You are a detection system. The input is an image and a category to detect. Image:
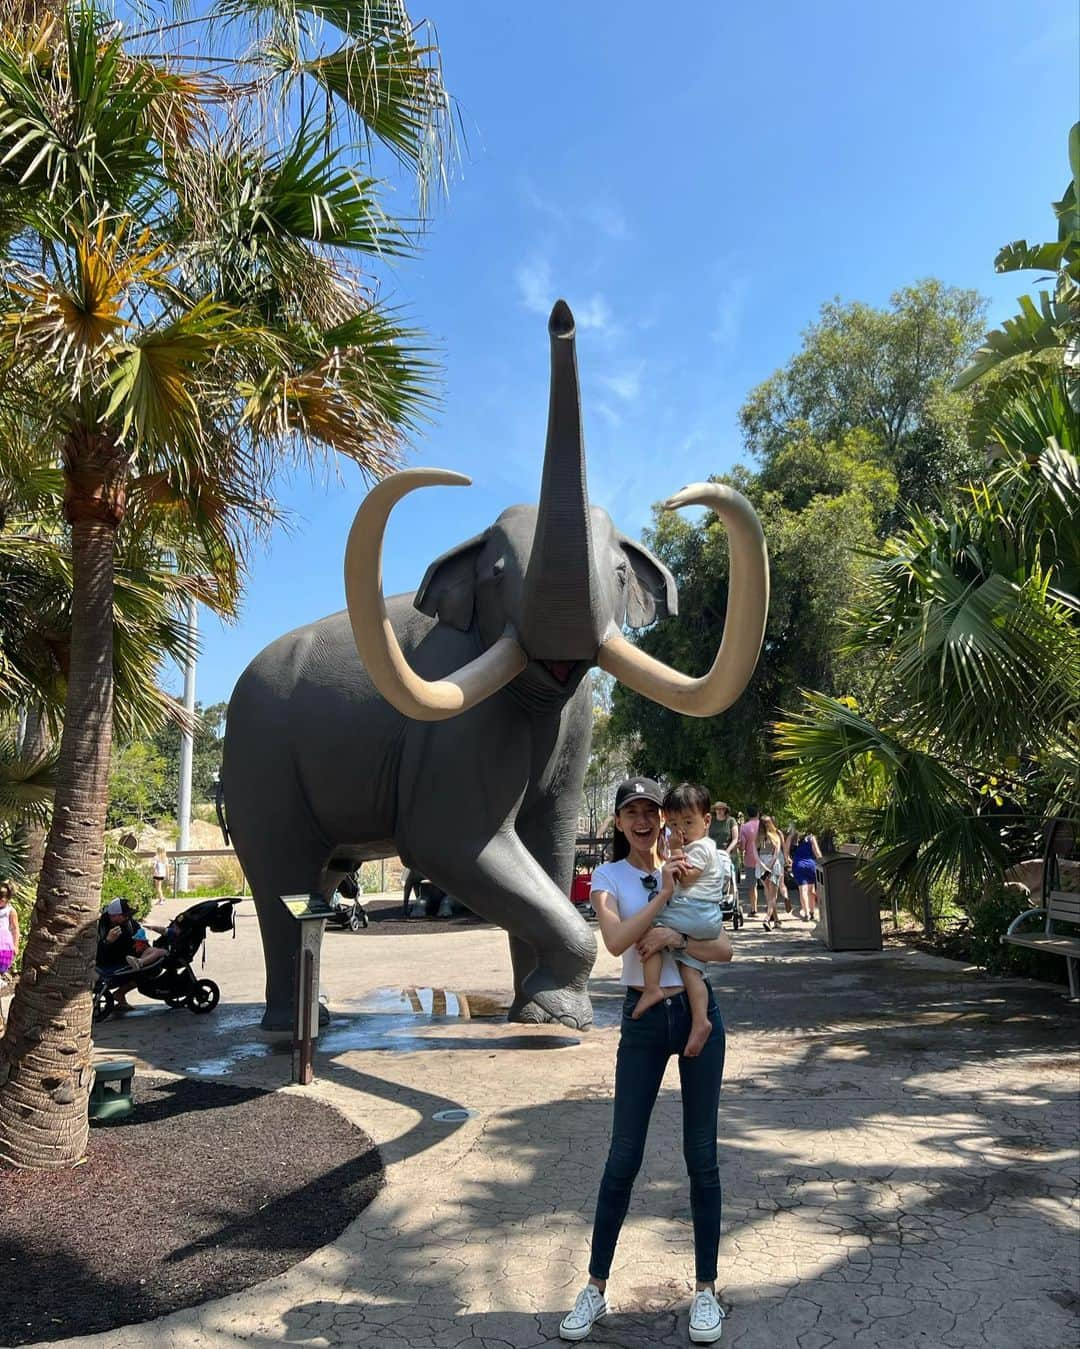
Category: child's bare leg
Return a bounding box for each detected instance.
[681,965,713,1056]
[632,949,668,1018]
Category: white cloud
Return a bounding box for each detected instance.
[516,257,554,316]
[599,367,642,401]
[582,202,630,241]
[711,276,748,348]
[592,400,623,428]
[575,294,614,334]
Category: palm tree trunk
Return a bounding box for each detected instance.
[14,704,51,877]
[0,504,117,1168]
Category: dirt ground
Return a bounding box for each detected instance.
[0,1076,383,1347]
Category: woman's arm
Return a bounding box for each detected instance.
[9,907,18,950]
[592,861,685,957]
[689,933,733,963]
[636,926,733,964]
[810,835,822,859]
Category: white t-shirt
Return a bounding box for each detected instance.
[590,858,684,989]
[677,837,732,904]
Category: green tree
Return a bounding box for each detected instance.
[151,700,228,813]
[740,280,987,512]
[775,442,1079,925]
[0,1,450,1168]
[106,740,166,827]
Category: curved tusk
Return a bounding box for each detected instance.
[344,469,527,721]
[597,482,769,717]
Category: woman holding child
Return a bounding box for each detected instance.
[560,778,732,1345]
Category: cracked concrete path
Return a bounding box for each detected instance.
[28,901,1080,1349]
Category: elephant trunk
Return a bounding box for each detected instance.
[518,300,602,663]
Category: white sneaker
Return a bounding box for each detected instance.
[689,1289,725,1343]
[559,1284,608,1341]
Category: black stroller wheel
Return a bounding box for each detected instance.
[93,986,115,1022]
[164,994,188,1008]
[349,908,368,931]
[188,979,220,1014]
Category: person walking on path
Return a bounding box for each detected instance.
[0,881,19,981]
[737,806,761,916]
[789,829,823,920]
[756,816,786,930]
[0,880,17,1036]
[560,778,732,1344]
[709,801,740,896]
[152,846,169,903]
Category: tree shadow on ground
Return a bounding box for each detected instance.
[65,944,1080,1348]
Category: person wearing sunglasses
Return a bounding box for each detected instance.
[559,779,733,1345]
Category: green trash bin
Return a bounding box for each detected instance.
[89,1058,135,1124]
[815,854,883,951]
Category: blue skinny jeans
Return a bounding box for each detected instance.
[589,983,726,1284]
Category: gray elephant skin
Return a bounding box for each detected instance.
[222,300,769,1031]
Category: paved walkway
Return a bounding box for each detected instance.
[38,900,1080,1348]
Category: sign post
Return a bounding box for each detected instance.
[276,893,335,1085]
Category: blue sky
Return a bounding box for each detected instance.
[189,0,1079,706]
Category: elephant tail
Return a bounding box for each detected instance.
[214,772,231,846]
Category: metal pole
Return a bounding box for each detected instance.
[176,596,198,893]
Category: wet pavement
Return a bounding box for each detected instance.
[28,895,1080,1348]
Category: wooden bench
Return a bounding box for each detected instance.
[1003,884,1080,1000]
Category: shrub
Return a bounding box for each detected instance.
[209,855,246,895]
[968,883,1066,984]
[101,842,153,921]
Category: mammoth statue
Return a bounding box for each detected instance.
[221,300,769,1031]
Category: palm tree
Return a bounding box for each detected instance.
[0,1,448,1167]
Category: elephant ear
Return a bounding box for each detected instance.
[618,533,679,628]
[414,532,488,632]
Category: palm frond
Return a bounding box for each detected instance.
[102,297,252,445]
[239,299,435,468]
[0,733,57,828]
[955,286,1079,389]
[773,692,1005,901]
[0,7,166,207]
[995,239,1076,276]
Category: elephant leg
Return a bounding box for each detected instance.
[231,805,332,1032]
[409,832,596,1030]
[511,805,581,1023]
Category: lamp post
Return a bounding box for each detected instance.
[176,595,198,893]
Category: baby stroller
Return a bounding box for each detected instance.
[720,864,743,930]
[93,897,241,1021]
[328,870,369,931]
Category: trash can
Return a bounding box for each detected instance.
[570,872,593,905]
[815,853,883,951]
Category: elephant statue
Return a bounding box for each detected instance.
[221,300,769,1031]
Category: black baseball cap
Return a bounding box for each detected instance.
[614,778,664,811]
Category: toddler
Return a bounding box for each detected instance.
[126,922,168,973]
[633,783,733,1055]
